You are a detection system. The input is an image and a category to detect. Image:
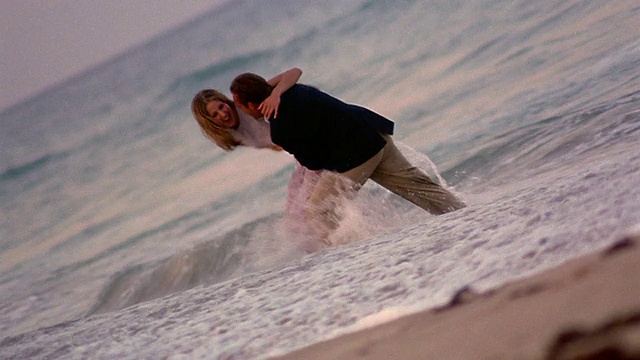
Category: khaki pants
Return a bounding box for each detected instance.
[306,135,466,241]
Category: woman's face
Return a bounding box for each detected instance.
[206,100,239,128]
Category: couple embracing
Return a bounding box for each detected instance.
[191,68,465,251]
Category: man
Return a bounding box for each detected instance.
[230,72,466,241]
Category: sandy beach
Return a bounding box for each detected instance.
[274,233,640,360]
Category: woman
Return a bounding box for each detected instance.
[191,68,324,251]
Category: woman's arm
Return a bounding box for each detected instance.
[261,67,302,119]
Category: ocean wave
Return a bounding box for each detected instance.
[442,89,640,185]
[87,213,286,315]
[0,152,68,182]
[162,50,272,97]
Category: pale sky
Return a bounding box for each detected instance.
[1,0,230,111]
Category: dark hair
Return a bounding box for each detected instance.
[230,73,273,106]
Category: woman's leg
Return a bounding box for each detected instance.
[304,149,385,244]
[370,135,466,215]
[304,171,357,244]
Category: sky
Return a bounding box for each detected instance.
[1,0,230,111]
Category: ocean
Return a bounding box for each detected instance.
[1,0,639,358]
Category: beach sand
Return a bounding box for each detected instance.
[273,233,640,360]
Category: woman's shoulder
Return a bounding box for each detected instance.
[233,111,272,148]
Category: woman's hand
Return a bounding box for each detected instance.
[263,67,302,119]
[259,93,280,120]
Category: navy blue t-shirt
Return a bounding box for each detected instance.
[270,84,394,172]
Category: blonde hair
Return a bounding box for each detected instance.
[191,89,241,151]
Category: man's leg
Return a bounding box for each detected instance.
[339,148,384,186]
[304,171,360,244]
[370,135,466,215]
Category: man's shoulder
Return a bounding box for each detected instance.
[290,83,327,94]
[281,84,316,105]
[284,84,331,104]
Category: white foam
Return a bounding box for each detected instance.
[3,141,639,359]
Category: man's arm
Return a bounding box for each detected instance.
[261,67,302,119]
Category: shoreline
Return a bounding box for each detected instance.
[272,234,640,360]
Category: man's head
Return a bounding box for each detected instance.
[230,73,273,118]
